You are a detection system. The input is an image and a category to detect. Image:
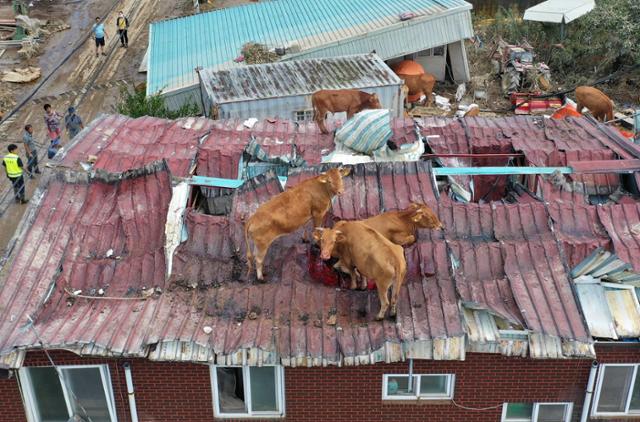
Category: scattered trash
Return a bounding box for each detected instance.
[72,290,82,296]
[243,117,258,129]
[434,95,451,111]
[1,66,41,83]
[105,248,114,258]
[456,103,480,118]
[98,289,105,296]
[455,83,466,102]
[399,12,416,21]
[141,287,155,299]
[203,326,213,334]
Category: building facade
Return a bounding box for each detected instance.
[0,345,638,422]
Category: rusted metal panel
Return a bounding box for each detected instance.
[199,54,403,120]
[597,204,640,270]
[60,115,214,178]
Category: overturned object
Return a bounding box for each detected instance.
[335,109,392,154]
[1,66,41,83]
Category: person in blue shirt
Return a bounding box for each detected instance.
[92,17,107,57]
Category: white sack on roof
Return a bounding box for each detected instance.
[335,109,392,154]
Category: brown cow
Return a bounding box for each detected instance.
[314,221,407,320]
[399,73,436,107]
[245,167,350,281]
[362,203,444,246]
[575,86,614,122]
[312,89,382,134]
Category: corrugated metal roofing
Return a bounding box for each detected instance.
[147,0,473,95]
[524,0,595,24]
[199,54,401,104]
[59,115,214,178]
[573,248,640,340]
[5,114,640,366]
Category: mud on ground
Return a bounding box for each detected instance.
[0,0,197,255]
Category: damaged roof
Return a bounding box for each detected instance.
[2,114,640,367]
[198,54,402,104]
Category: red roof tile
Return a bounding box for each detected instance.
[5,114,640,366]
[60,115,214,177]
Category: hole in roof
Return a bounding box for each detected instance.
[429,144,541,204]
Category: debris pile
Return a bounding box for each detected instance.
[1,66,41,83]
[241,42,278,64]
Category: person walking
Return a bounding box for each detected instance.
[22,124,41,177]
[44,104,63,145]
[65,107,84,139]
[116,11,129,48]
[3,144,28,204]
[92,17,107,57]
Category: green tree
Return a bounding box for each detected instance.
[116,87,200,119]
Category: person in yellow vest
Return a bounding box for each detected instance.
[3,144,28,204]
[116,11,129,48]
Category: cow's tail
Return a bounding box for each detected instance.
[244,219,254,275]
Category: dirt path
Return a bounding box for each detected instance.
[0,0,195,254]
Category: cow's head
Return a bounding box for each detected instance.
[408,203,444,230]
[313,228,345,261]
[317,167,350,195]
[367,93,382,109]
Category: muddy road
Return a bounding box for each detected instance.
[0,0,195,254]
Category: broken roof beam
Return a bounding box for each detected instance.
[189,175,288,189]
[432,166,573,176]
[568,159,640,174]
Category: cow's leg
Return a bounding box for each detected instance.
[391,233,415,246]
[334,260,358,290]
[576,101,585,115]
[356,269,368,290]
[390,262,406,319]
[254,238,273,281]
[375,281,391,321]
[315,110,329,134]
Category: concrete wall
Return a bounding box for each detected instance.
[1,345,638,422]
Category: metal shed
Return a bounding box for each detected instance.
[197,54,404,121]
[147,0,474,111]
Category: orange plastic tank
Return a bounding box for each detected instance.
[391,60,425,76]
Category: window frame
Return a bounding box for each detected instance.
[592,363,640,417]
[210,364,285,419]
[293,109,314,122]
[19,364,118,422]
[500,402,573,422]
[381,373,455,401]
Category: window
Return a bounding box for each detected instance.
[293,110,314,122]
[501,402,573,422]
[592,364,640,417]
[211,365,285,418]
[19,365,117,422]
[382,374,455,400]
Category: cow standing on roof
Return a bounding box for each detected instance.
[314,221,407,320]
[244,167,351,281]
[311,89,382,134]
[362,202,444,245]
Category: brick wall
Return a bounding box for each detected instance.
[0,344,638,422]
